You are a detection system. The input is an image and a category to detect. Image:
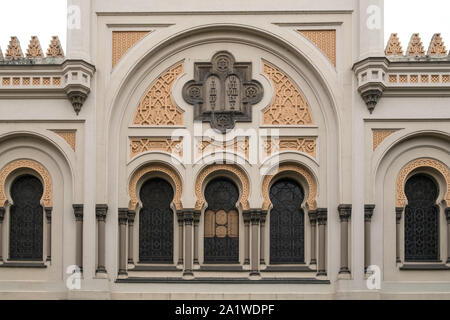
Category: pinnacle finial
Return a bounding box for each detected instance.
[5,36,24,60]
[427,33,447,57]
[406,33,425,57]
[26,36,44,58]
[46,36,64,58]
[385,33,403,56]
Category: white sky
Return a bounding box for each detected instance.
[0,0,449,55]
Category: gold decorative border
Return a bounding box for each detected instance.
[129,137,183,159]
[298,30,336,66]
[51,130,76,151]
[396,158,450,207]
[128,163,183,210]
[0,159,52,207]
[195,164,250,210]
[262,163,317,210]
[263,137,317,159]
[372,129,400,151]
[112,31,150,67]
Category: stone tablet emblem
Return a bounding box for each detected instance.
[183,51,263,133]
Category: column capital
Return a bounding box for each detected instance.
[308,210,318,224]
[395,207,403,222]
[45,207,52,221]
[445,207,450,222]
[95,204,108,221]
[249,209,262,225]
[182,209,195,225]
[118,208,128,225]
[127,210,136,223]
[260,210,267,224]
[364,204,375,222]
[73,204,83,221]
[338,204,352,222]
[0,207,5,222]
[317,208,328,225]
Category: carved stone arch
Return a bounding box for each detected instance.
[396,158,450,207]
[0,159,52,207]
[128,163,183,210]
[262,163,317,211]
[195,164,250,210]
[132,61,185,126]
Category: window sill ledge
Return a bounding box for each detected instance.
[0,262,47,268]
[399,263,450,271]
[132,265,180,272]
[116,277,330,284]
[262,266,316,273]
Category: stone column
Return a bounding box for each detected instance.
[127,210,136,266]
[45,208,52,262]
[445,208,450,264]
[338,205,352,275]
[0,207,5,261]
[395,207,403,264]
[308,210,317,266]
[317,208,327,277]
[176,211,184,266]
[73,204,83,271]
[250,210,260,277]
[118,208,128,277]
[193,211,201,266]
[260,211,267,265]
[95,204,107,275]
[183,210,194,277]
[364,205,375,272]
[243,211,250,266]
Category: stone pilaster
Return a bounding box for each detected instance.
[127,210,136,266]
[445,208,450,264]
[338,204,352,275]
[183,209,195,277]
[395,207,403,264]
[118,208,128,277]
[45,207,52,262]
[317,208,327,277]
[259,210,267,265]
[243,211,251,266]
[0,207,5,261]
[308,210,317,266]
[95,204,108,275]
[364,205,375,272]
[176,211,184,266]
[250,209,261,277]
[73,204,83,271]
[193,210,201,266]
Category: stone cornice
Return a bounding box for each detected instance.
[353,56,450,113]
[0,59,95,115]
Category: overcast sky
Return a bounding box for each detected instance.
[0,0,449,55]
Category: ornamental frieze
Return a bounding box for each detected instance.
[182,51,263,133]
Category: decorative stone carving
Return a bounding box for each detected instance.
[26,36,43,58]
[262,61,314,125]
[396,158,450,207]
[262,163,317,210]
[46,36,64,58]
[128,163,182,210]
[0,159,52,207]
[427,33,448,57]
[51,130,77,151]
[5,37,23,60]
[364,204,375,222]
[0,47,3,60]
[263,137,317,159]
[194,164,250,210]
[407,33,425,57]
[299,30,336,66]
[112,31,150,67]
[67,91,87,115]
[361,89,383,114]
[372,129,400,151]
[129,137,183,159]
[183,51,263,133]
[196,137,249,159]
[385,33,403,56]
[133,62,184,126]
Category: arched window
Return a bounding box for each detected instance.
[139,178,174,263]
[204,178,239,263]
[9,175,44,261]
[404,174,439,261]
[269,178,305,264]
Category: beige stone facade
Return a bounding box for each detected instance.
[0,0,449,299]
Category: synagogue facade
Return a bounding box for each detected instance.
[0,0,449,299]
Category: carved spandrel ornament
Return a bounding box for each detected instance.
[182,51,263,133]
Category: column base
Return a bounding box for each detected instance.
[310,259,317,265]
[244,259,250,265]
[183,270,194,280]
[46,257,51,262]
[316,270,327,278]
[127,263,135,269]
[177,259,184,266]
[446,258,450,265]
[96,270,108,279]
[339,267,351,274]
[249,272,261,280]
[117,270,128,279]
